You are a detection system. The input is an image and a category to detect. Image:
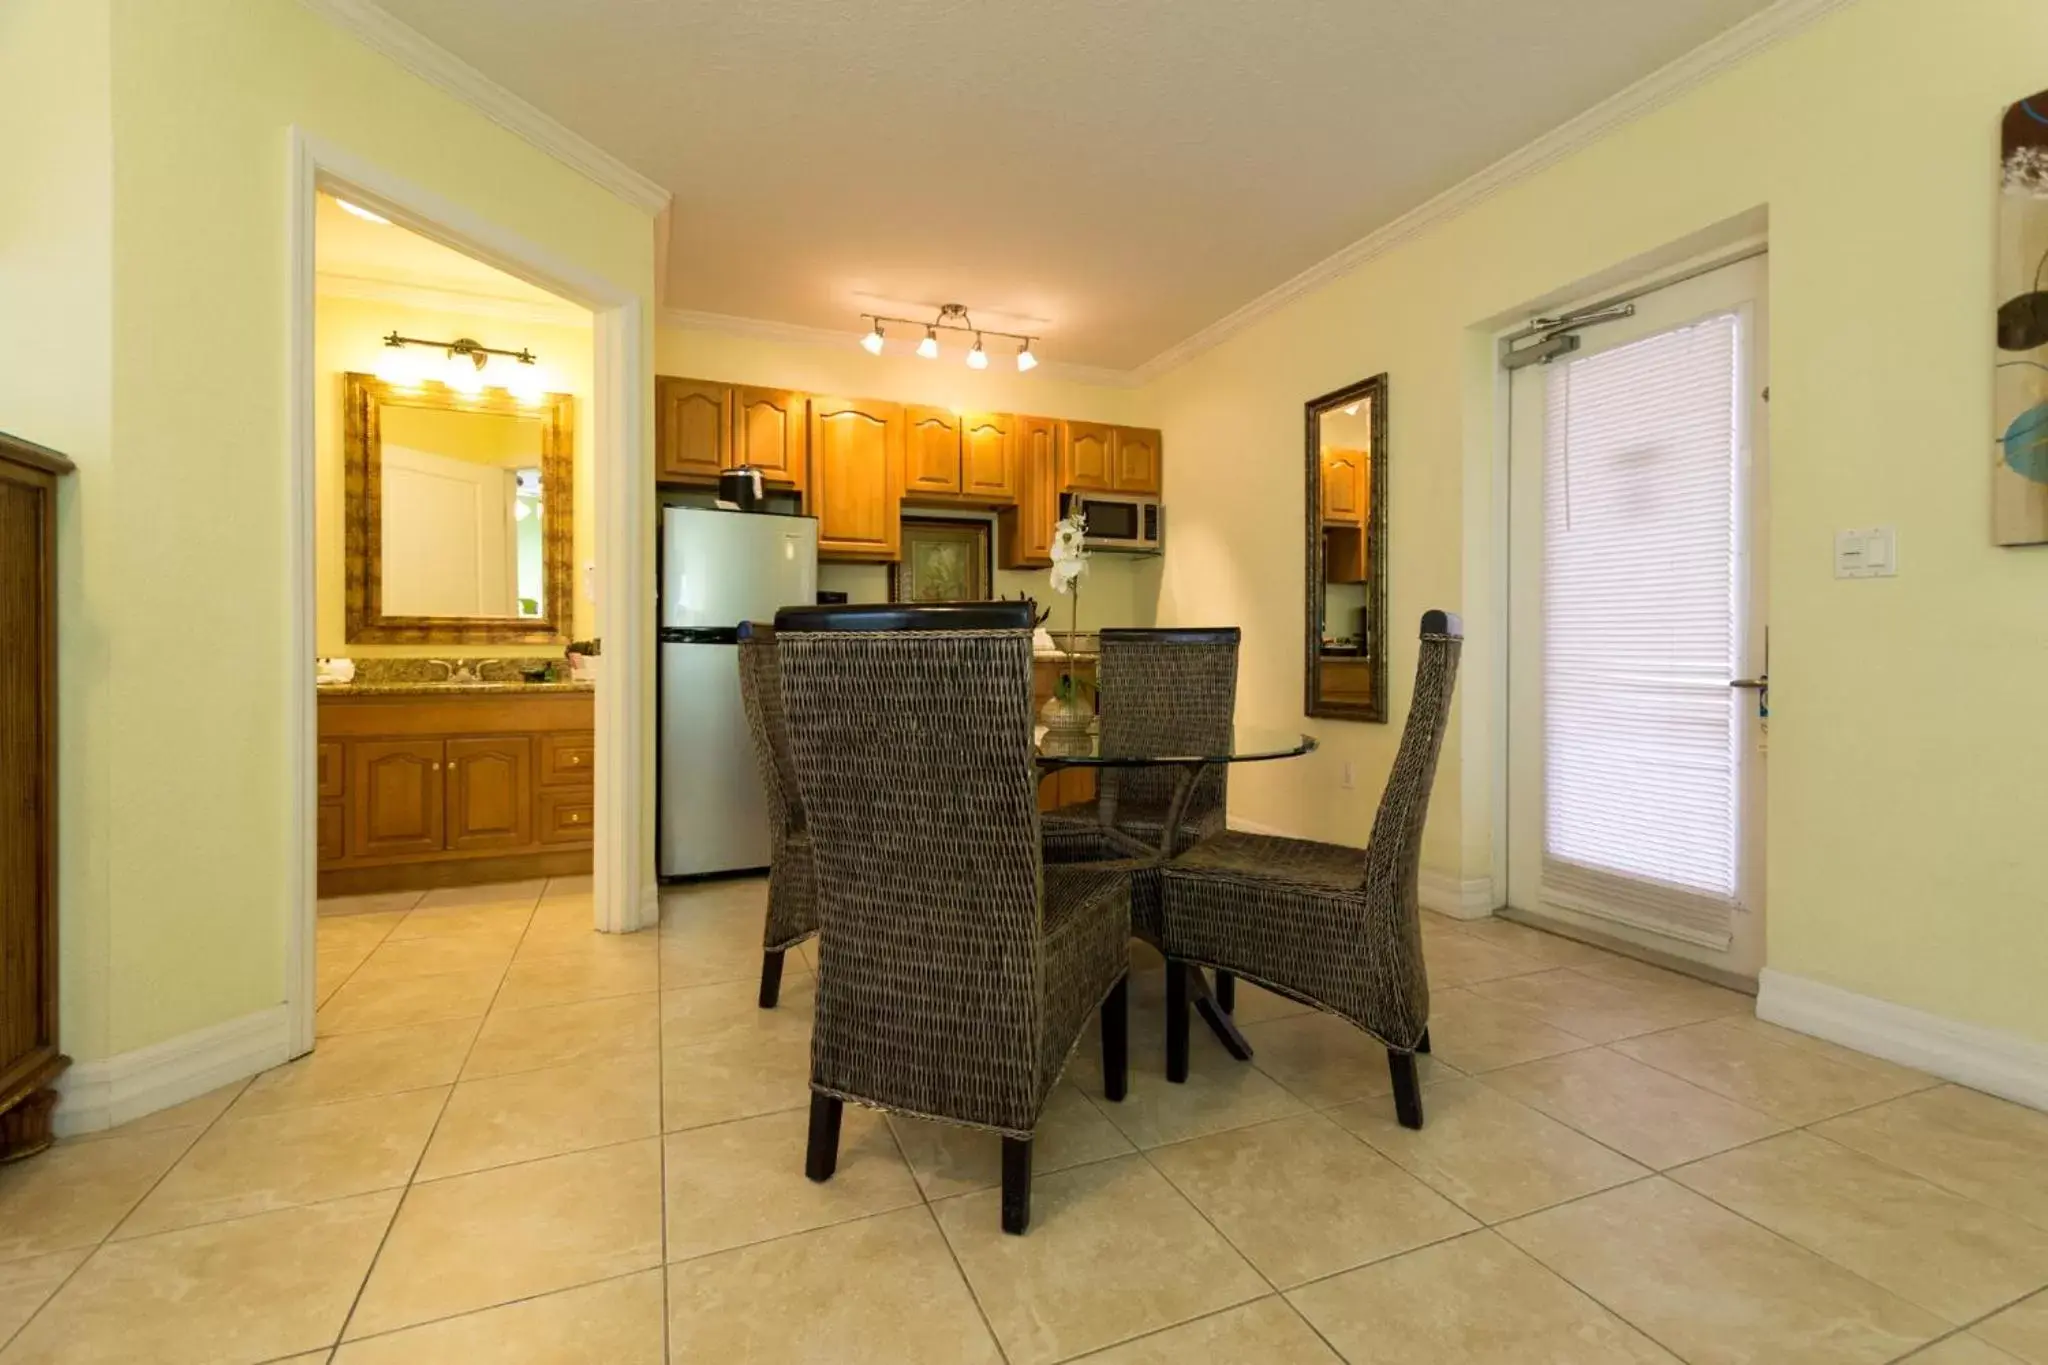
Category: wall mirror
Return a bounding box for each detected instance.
[344,371,575,644]
[1305,374,1388,720]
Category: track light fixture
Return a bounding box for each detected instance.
[859,304,1039,372]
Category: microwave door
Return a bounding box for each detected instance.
[1086,498,1141,543]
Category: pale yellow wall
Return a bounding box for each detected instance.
[659,324,1163,627]
[40,0,657,1059]
[1142,0,2048,1043]
[314,294,596,654]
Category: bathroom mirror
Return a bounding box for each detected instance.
[1304,374,1388,721]
[343,371,575,644]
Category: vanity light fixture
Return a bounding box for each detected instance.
[378,331,545,403]
[861,304,1039,372]
[335,198,390,225]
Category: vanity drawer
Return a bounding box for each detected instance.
[539,731,596,788]
[538,789,595,845]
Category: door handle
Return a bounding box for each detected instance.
[1729,678,1768,690]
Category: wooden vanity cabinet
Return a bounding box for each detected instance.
[318,691,593,894]
[810,395,905,562]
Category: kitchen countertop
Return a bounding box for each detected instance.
[317,680,595,697]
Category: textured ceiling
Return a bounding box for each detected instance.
[370,0,1773,370]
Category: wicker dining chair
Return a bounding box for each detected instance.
[736,621,816,1009]
[1041,627,1241,949]
[773,600,1132,1235]
[1157,611,1463,1130]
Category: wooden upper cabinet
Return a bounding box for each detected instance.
[732,386,807,488]
[1322,449,1366,525]
[1000,415,1061,568]
[444,736,534,853]
[347,739,445,859]
[1063,421,1114,492]
[904,405,962,495]
[1110,426,1162,494]
[961,413,1018,501]
[658,377,731,483]
[810,396,905,562]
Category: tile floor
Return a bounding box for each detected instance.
[4,878,2048,1363]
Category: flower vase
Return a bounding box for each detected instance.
[1038,682,1093,757]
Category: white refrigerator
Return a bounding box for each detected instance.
[657,506,817,877]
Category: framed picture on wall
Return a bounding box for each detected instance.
[1996,86,2048,545]
[890,517,992,603]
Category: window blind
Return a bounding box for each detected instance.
[1540,312,1743,949]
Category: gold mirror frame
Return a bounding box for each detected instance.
[343,371,576,645]
[1304,374,1389,722]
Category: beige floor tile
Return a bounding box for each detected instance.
[1447,918,1622,970]
[315,954,365,1008]
[415,878,547,910]
[666,1206,1003,1365]
[1903,1337,2029,1364]
[1813,1087,2048,1232]
[62,1081,248,1147]
[934,1154,1266,1365]
[1422,933,1550,988]
[661,1028,814,1132]
[118,1088,445,1238]
[1147,1112,1475,1288]
[461,991,660,1080]
[658,921,774,990]
[0,1129,197,1260]
[1074,1296,1340,1364]
[1469,967,1749,1044]
[332,1268,664,1365]
[1425,988,1594,1074]
[1,1191,398,1365]
[514,921,655,964]
[1225,980,1314,1025]
[315,967,504,1036]
[1674,1130,2048,1324]
[1241,1011,1460,1110]
[315,912,403,964]
[349,931,521,983]
[319,892,423,918]
[519,899,603,953]
[1978,1289,2048,1362]
[0,1250,86,1343]
[1334,1077,1648,1223]
[890,1083,1134,1199]
[1722,1015,1935,1086]
[664,1107,921,1262]
[233,1019,479,1118]
[494,942,661,1011]
[1613,1018,1935,1124]
[1288,1229,1679,1365]
[383,903,534,943]
[419,1052,660,1180]
[660,974,814,1049]
[1500,1178,1943,1365]
[541,874,593,900]
[1068,1027,1308,1149]
[348,1139,662,1338]
[1486,1047,1788,1168]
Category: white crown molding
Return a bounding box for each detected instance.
[1128,0,1853,384]
[1758,970,2048,1113]
[297,0,670,217]
[659,307,1140,389]
[55,1007,293,1137]
[317,270,591,327]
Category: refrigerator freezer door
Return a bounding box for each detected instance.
[660,507,818,630]
[658,641,769,876]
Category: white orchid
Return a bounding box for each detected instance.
[1048,512,1089,595]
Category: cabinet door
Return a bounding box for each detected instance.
[961,412,1018,501]
[903,406,961,495]
[1000,416,1060,568]
[731,386,807,489]
[1111,426,1162,494]
[317,801,345,864]
[316,741,345,798]
[1322,450,1365,524]
[445,736,535,853]
[1063,422,1114,491]
[810,396,905,561]
[347,740,445,859]
[657,377,732,483]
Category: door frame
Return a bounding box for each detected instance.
[285,128,653,1057]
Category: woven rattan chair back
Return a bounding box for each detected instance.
[1095,627,1241,834]
[736,623,817,1006]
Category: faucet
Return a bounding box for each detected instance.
[428,659,497,685]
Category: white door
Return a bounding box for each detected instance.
[1506,255,1769,979]
[381,445,517,617]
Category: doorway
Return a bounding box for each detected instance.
[1504,253,1770,982]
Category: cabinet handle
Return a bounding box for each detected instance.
[433,761,442,771]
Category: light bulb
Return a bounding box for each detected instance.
[374,344,415,387]
[446,353,485,394]
[508,363,547,405]
[860,321,885,355]
[335,198,389,225]
[916,328,939,360]
[966,335,988,370]
[1015,341,1037,372]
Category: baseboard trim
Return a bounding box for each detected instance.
[1225,815,1494,919]
[54,1007,292,1137]
[1756,970,2048,1112]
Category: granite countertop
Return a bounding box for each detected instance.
[315,657,594,697]
[318,680,594,697]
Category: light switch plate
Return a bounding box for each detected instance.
[1834,526,1897,579]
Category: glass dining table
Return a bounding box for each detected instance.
[1035,724,1318,1061]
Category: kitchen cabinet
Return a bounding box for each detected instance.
[1063,421,1115,492]
[810,395,905,562]
[1110,426,1162,495]
[961,413,1017,500]
[901,408,1019,505]
[1321,449,1366,525]
[657,377,731,483]
[732,386,807,489]
[905,406,962,494]
[318,691,594,894]
[1000,415,1062,569]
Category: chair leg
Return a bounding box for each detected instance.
[1214,970,1236,1014]
[1100,973,1128,1103]
[1417,1027,1431,1055]
[1001,1137,1033,1235]
[1165,960,1190,1084]
[804,1094,842,1182]
[1387,1050,1424,1130]
[758,949,786,1009]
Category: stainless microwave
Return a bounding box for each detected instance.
[1059,490,1163,554]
